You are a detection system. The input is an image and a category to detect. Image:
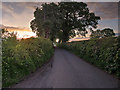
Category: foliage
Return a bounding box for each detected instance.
[30,3,61,41]
[2,37,54,87]
[58,37,120,78]
[58,2,100,42]
[1,28,17,39]
[30,2,100,42]
[90,28,115,39]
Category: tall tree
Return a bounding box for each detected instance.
[30,3,61,41]
[58,2,100,42]
[30,2,100,42]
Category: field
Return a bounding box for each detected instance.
[2,37,54,87]
[58,37,120,78]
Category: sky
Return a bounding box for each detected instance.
[0,1,119,39]
[1,0,119,2]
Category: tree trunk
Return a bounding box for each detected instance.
[45,31,49,38]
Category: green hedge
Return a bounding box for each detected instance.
[58,37,120,78]
[2,37,54,87]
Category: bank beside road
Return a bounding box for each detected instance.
[13,48,119,88]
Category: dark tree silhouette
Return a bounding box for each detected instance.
[101,28,115,37]
[90,28,115,39]
[58,2,100,42]
[30,3,61,41]
[30,2,100,42]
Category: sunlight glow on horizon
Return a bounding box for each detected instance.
[16,31,37,39]
[6,28,37,39]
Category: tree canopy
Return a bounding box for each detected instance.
[30,3,61,41]
[90,28,115,39]
[30,2,101,42]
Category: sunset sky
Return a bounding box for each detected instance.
[0,1,119,39]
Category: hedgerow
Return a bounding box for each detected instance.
[2,37,54,87]
[58,37,120,78]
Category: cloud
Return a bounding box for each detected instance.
[2,2,51,28]
[0,24,4,29]
[87,2,118,20]
[2,3,15,17]
[2,2,37,28]
[2,0,119,2]
[3,25,31,31]
[2,2,119,33]
[11,2,43,9]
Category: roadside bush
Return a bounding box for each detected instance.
[2,37,54,87]
[58,37,120,78]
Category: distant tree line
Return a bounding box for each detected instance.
[90,28,115,39]
[1,28,17,39]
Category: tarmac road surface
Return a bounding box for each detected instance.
[12,48,119,88]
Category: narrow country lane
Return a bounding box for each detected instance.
[12,48,119,88]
